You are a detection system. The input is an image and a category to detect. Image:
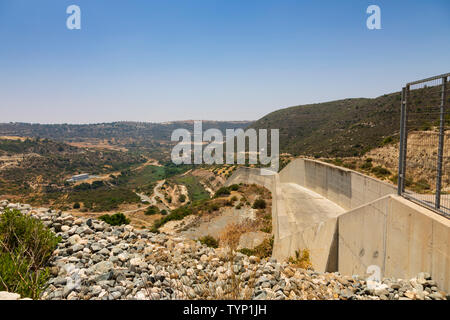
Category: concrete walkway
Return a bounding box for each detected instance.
[277,182,345,239]
[280,183,345,227]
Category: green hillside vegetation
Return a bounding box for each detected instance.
[33,162,192,211]
[170,174,210,202]
[0,121,252,145]
[251,87,448,158]
[0,138,145,197]
[68,185,140,212]
[0,138,195,211]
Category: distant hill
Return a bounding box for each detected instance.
[0,121,253,142]
[251,88,445,158]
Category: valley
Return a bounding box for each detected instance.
[1,87,449,301]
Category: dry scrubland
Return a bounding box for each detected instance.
[323,130,450,194]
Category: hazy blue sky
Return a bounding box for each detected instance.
[0,0,449,124]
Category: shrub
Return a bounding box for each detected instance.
[98,213,130,226]
[208,203,220,212]
[416,178,431,190]
[0,208,60,299]
[219,223,247,250]
[160,209,168,215]
[198,235,219,248]
[420,122,432,131]
[91,180,104,189]
[145,206,160,216]
[151,206,193,232]
[360,161,373,170]
[288,249,313,270]
[412,178,431,193]
[214,187,230,197]
[260,224,272,233]
[239,237,274,259]
[178,194,186,203]
[381,136,394,146]
[343,162,356,170]
[73,202,80,209]
[371,166,391,177]
[252,198,266,209]
[229,184,239,191]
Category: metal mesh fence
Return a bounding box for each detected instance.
[398,73,450,217]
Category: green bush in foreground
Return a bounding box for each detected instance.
[0,208,60,299]
[98,212,130,226]
[198,235,219,248]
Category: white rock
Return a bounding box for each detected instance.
[106,236,116,243]
[90,261,114,274]
[130,257,144,266]
[67,235,82,245]
[118,253,129,262]
[135,290,147,300]
[98,290,108,298]
[0,291,21,300]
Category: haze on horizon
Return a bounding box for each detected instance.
[0,0,449,124]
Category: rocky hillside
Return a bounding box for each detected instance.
[1,200,448,301]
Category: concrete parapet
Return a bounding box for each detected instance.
[279,158,396,210]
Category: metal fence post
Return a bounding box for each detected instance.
[402,85,410,193]
[398,87,406,195]
[436,77,447,209]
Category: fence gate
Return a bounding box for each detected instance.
[398,72,450,217]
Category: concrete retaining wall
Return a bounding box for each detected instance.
[339,195,450,291]
[279,158,397,210]
[226,159,450,291]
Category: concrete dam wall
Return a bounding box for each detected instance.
[226,158,450,291]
